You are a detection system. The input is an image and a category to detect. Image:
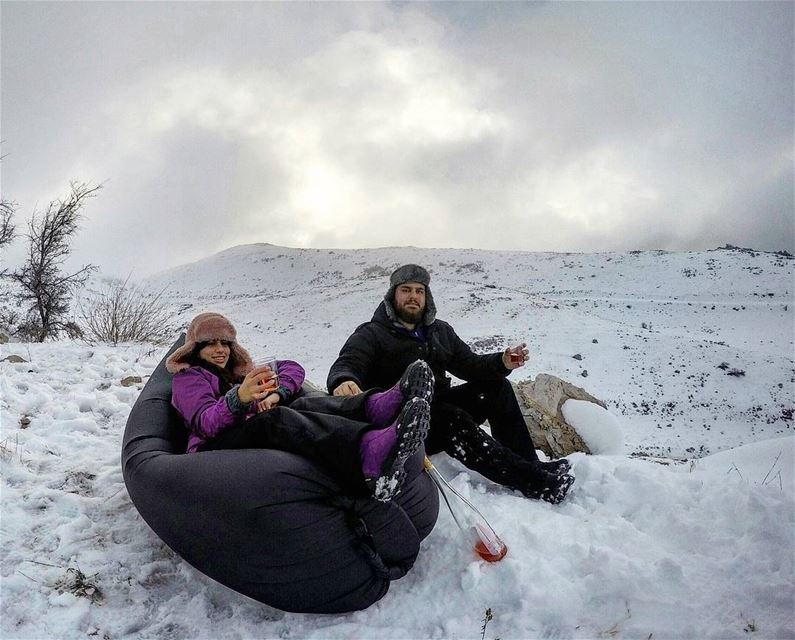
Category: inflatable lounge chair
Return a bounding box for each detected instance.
[122,337,439,613]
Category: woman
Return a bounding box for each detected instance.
[166,312,435,501]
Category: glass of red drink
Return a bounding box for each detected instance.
[254,356,279,392]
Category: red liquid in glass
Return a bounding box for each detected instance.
[474,540,508,562]
[509,353,523,363]
[259,370,278,392]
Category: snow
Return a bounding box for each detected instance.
[691,436,794,491]
[562,399,625,455]
[1,245,793,639]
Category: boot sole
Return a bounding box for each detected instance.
[399,360,435,404]
[371,397,431,502]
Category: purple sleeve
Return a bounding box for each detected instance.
[275,359,305,397]
[172,368,237,441]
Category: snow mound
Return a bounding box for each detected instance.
[561,399,624,455]
[691,436,794,492]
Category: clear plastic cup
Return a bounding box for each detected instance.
[254,356,279,392]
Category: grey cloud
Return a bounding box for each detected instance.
[73,126,291,276]
[2,1,792,278]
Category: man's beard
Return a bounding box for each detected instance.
[395,302,424,324]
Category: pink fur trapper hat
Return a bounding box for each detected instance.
[166,312,253,376]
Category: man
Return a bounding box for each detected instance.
[327,264,574,503]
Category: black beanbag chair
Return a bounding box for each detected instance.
[121,338,439,613]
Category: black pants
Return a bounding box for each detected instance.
[198,393,375,493]
[425,378,545,492]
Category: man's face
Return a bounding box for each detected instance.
[393,282,426,324]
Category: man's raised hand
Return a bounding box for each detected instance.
[502,343,529,370]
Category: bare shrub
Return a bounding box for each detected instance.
[0,198,15,248]
[0,198,17,280]
[78,277,176,345]
[10,182,100,341]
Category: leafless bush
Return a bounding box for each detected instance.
[9,182,100,341]
[78,277,176,345]
[0,199,15,247]
[0,199,17,278]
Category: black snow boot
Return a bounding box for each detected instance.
[539,458,572,477]
[521,467,575,504]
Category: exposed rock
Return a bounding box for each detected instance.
[513,373,607,458]
[20,416,31,428]
[121,376,143,387]
[2,355,27,363]
[0,333,8,344]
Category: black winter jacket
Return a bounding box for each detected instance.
[327,302,510,394]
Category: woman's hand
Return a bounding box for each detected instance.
[256,393,280,413]
[237,366,278,403]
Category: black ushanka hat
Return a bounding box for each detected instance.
[383,264,437,325]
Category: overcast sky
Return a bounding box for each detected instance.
[2,1,793,278]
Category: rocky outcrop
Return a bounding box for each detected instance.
[513,374,606,458]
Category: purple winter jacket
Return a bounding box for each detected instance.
[171,360,306,453]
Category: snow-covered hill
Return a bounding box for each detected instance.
[1,244,793,639]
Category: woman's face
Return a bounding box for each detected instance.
[198,340,231,368]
